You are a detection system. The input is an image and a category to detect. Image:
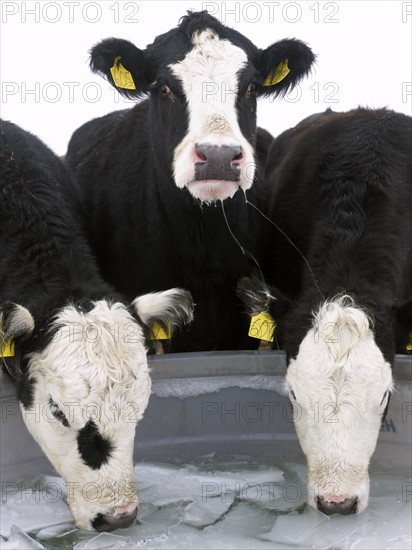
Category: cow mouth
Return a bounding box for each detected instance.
[92,506,138,532]
[187,179,240,203]
[194,162,241,182]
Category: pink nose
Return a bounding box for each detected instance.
[113,503,137,516]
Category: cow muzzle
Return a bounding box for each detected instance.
[316,495,358,515]
[92,504,138,532]
[194,143,243,182]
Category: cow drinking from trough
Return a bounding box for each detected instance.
[65,10,315,351]
[238,108,412,514]
[0,120,194,530]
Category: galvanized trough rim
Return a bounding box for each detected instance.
[148,351,412,382]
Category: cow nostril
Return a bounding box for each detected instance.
[195,143,208,162]
[194,143,243,182]
[351,498,358,514]
[316,496,358,516]
[92,506,138,532]
[195,143,243,164]
[197,151,207,162]
[316,496,326,514]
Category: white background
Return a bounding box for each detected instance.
[1,0,411,154]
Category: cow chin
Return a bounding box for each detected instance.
[307,467,370,515]
[187,179,240,203]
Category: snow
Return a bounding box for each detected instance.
[1,456,411,549]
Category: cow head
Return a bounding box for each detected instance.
[90,11,315,204]
[238,277,394,515]
[0,289,193,531]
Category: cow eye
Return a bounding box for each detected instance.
[49,398,70,427]
[289,390,296,401]
[247,83,256,96]
[161,84,172,96]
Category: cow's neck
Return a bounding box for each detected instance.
[149,169,256,253]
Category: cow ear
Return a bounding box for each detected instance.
[237,276,290,321]
[255,38,315,98]
[132,289,194,338]
[90,38,154,98]
[1,303,35,341]
[397,299,412,353]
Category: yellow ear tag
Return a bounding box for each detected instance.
[0,339,15,358]
[149,322,171,341]
[407,331,412,352]
[248,312,276,342]
[110,56,136,90]
[263,59,290,86]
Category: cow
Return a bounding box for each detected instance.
[0,119,194,531]
[65,10,315,352]
[238,108,412,515]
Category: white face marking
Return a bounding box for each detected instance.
[170,29,256,203]
[21,302,151,530]
[286,298,393,513]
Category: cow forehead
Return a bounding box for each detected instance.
[286,299,393,400]
[169,30,248,94]
[29,302,147,391]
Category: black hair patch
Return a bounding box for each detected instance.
[77,419,113,469]
[16,375,36,409]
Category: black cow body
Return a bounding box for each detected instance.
[260,107,412,359]
[66,105,269,351]
[238,108,412,516]
[65,10,314,352]
[0,119,193,530]
[0,119,118,362]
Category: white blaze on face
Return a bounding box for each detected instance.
[170,29,256,203]
[21,301,151,530]
[285,298,393,513]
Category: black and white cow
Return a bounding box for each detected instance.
[238,108,412,515]
[65,10,315,352]
[0,119,193,530]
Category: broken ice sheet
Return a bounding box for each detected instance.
[259,506,332,546]
[182,493,236,527]
[134,462,284,509]
[35,522,77,539]
[260,486,412,550]
[1,525,46,549]
[0,480,72,538]
[204,501,275,540]
[112,507,197,545]
[140,501,185,529]
[123,530,276,550]
[73,532,130,550]
[252,461,307,513]
[1,458,410,550]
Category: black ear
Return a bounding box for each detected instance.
[90,38,154,99]
[236,276,290,321]
[397,298,412,353]
[255,38,315,98]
